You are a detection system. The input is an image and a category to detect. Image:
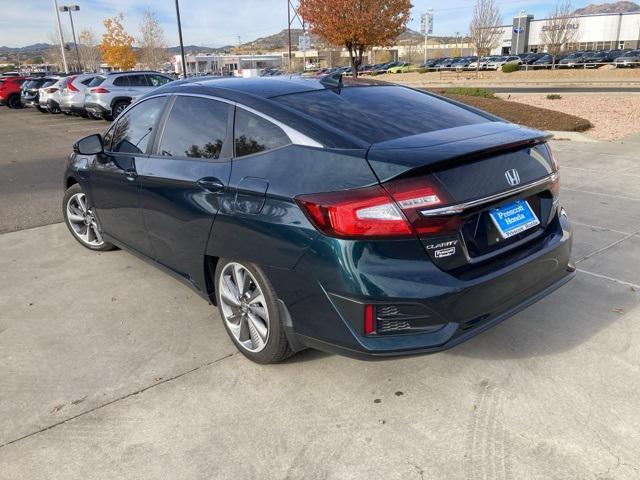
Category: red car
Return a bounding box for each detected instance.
[0,76,28,108]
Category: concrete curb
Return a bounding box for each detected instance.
[547,131,601,142]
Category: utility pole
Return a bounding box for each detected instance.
[174,0,188,78]
[52,0,69,73]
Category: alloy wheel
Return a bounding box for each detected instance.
[66,192,105,247]
[218,262,270,353]
[113,103,128,117]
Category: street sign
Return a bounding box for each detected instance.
[421,10,434,35]
[298,34,311,52]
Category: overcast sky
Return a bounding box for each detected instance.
[1,0,585,48]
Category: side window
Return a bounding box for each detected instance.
[81,78,94,86]
[113,76,130,87]
[129,75,149,87]
[147,74,172,87]
[110,97,166,154]
[158,96,230,159]
[234,108,290,158]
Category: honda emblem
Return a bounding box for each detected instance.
[504,169,521,186]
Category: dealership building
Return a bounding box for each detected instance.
[171,53,282,75]
[494,11,640,55]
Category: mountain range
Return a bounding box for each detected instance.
[2,2,639,58]
[574,1,640,14]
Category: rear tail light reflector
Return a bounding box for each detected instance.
[364,305,376,335]
[90,87,109,93]
[45,87,58,93]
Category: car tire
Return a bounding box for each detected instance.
[7,94,21,108]
[37,106,48,113]
[62,183,116,252]
[111,101,129,119]
[215,259,295,364]
[47,101,61,114]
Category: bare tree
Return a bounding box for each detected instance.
[401,44,423,63]
[539,0,578,68]
[138,10,168,70]
[468,0,503,75]
[78,29,102,72]
[46,30,69,71]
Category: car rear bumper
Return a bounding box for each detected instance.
[60,104,86,114]
[275,208,574,358]
[85,101,111,117]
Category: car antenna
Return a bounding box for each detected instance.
[320,72,343,91]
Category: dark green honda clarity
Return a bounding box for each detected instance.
[63,75,574,363]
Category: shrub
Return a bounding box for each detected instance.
[547,94,562,100]
[442,87,496,98]
[502,63,519,73]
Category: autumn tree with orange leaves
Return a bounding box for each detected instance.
[100,13,136,70]
[298,0,411,77]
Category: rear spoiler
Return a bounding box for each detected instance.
[367,122,551,182]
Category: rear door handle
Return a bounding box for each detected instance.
[123,168,138,180]
[197,177,225,192]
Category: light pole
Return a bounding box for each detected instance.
[52,0,68,73]
[174,0,188,78]
[59,5,81,71]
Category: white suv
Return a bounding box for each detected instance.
[486,56,522,70]
[84,71,173,120]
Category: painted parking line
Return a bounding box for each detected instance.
[67,127,106,133]
[563,165,640,178]
[562,187,640,203]
[577,268,640,290]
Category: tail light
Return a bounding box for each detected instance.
[90,87,109,93]
[66,76,78,92]
[296,174,459,239]
[45,87,58,93]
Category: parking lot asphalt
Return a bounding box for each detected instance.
[0,108,109,234]
[1,109,640,479]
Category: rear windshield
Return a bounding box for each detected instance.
[88,76,105,87]
[41,79,56,88]
[24,79,44,89]
[274,85,490,143]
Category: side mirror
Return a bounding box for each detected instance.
[73,134,103,155]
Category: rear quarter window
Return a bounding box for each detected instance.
[113,76,130,87]
[88,76,105,87]
[274,86,490,144]
[234,108,290,157]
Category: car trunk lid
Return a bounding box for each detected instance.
[367,122,559,273]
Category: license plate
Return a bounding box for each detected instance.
[489,200,540,239]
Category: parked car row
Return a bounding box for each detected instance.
[303,48,640,76]
[0,70,174,120]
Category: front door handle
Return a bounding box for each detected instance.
[123,168,138,180]
[197,177,225,192]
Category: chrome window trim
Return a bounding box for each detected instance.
[419,172,558,217]
[142,92,323,149]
